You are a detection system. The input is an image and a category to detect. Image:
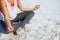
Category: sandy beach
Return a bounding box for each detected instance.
[0,0,60,40]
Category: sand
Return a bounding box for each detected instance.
[0,0,60,40]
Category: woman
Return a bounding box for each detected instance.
[0,0,40,35]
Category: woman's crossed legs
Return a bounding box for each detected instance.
[11,11,35,35]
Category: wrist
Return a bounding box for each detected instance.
[31,8,34,11]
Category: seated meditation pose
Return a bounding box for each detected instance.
[0,0,40,35]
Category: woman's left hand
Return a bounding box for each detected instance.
[33,5,40,11]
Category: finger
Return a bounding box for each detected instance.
[11,27,14,30]
[8,28,11,32]
[36,6,40,8]
[36,5,40,8]
[8,27,12,31]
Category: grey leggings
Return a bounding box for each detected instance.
[11,11,35,28]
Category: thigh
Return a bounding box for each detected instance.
[11,11,33,22]
[11,12,27,22]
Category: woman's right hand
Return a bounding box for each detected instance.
[7,26,14,32]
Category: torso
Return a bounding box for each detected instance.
[1,0,19,20]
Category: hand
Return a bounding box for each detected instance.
[33,5,40,11]
[7,26,14,32]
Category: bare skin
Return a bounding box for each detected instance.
[0,0,40,34]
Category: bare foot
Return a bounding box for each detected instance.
[13,27,22,35]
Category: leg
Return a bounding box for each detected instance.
[14,11,35,35]
[11,11,33,22]
[19,11,35,28]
